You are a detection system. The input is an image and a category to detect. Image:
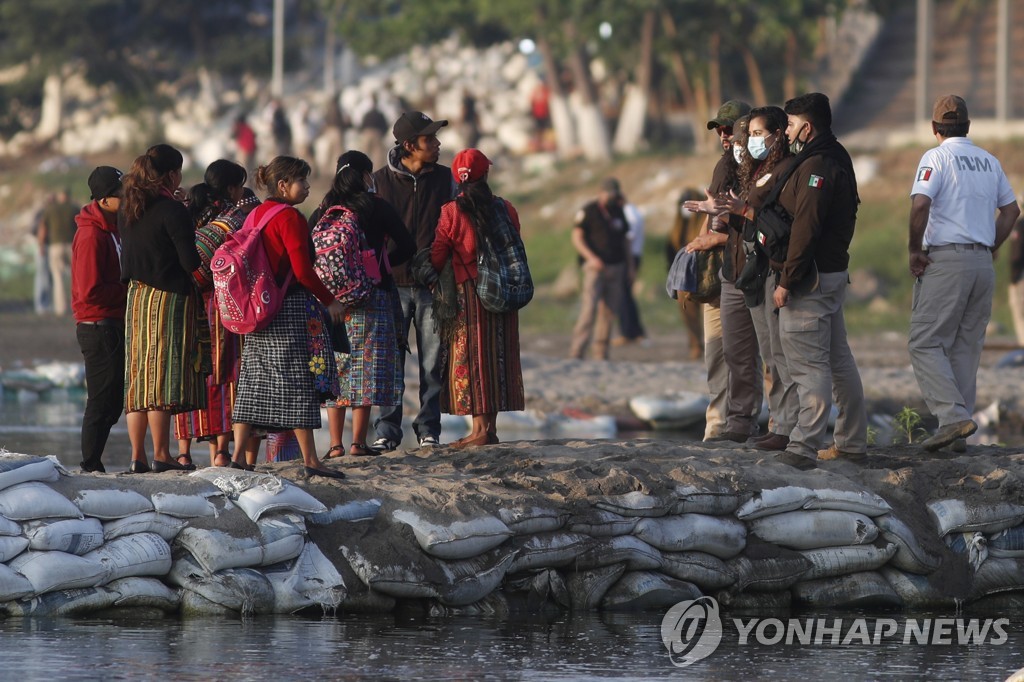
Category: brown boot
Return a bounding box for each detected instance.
[754,434,790,451]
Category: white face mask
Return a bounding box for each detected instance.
[732,144,744,164]
[747,134,772,161]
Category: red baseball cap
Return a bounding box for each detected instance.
[452,148,492,184]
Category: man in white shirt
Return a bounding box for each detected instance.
[908,95,1020,451]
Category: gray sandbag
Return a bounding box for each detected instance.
[0,535,29,562]
[168,553,275,615]
[968,557,1024,600]
[0,586,118,617]
[23,518,104,554]
[257,513,307,566]
[0,515,20,535]
[151,492,219,519]
[601,571,701,611]
[799,543,898,580]
[175,527,263,573]
[567,564,627,610]
[801,489,892,517]
[875,513,942,574]
[660,551,736,590]
[180,589,237,617]
[263,542,347,613]
[0,562,34,601]
[567,510,640,537]
[0,454,59,492]
[508,532,594,573]
[429,592,510,617]
[927,499,1024,537]
[749,510,878,550]
[8,550,107,594]
[0,481,82,520]
[107,577,180,611]
[103,512,187,541]
[793,571,903,609]
[672,485,741,516]
[726,543,812,592]
[391,509,512,560]
[574,535,663,572]
[437,549,517,606]
[308,499,382,525]
[594,491,672,518]
[967,592,1024,614]
[340,530,445,600]
[634,514,746,558]
[504,568,570,610]
[879,567,958,610]
[71,488,154,520]
[988,524,1024,558]
[714,589,792,615]
[736,486,816,520]
[85,533,172,583]
[190,468,326,521]
[498,506,568,535]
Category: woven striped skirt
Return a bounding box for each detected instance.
[232,288,337,431]
[441,280,524,416]
[344,286,403,407]
[124,280,207,414]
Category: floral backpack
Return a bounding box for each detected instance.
[312,205,380,307]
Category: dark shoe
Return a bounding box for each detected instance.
[213,450,231,467]
[80,462,106,474]
[706,431,750,444]
[417,435,440,447]
[153,459,193,473]
[128,460,150,474]
[175,454,197,470]
[754,434,791,451]
[773,450,818,470]
[749,432,775,444]
[324,444,345,460]
[229,461,255,471]
[922,420,977,452]
[305,466,346,480]
[349,443,377,457]
[486,433,499,445]
[370,437,399,453]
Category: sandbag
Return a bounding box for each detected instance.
[340,535,444,600]
[85,533,172,583]
[263,542,347,614]
[168,554,275,615]
[23,518,104,554]
[660,551,736,590]
[258,513,307,566]
[945,531,988,571]
[801,489,892,517]
[308,499,382,525]
[0,561,34,601]
[190,469,326,521]
[576,535,664,571]
[968,557,1024,600]
[714,589,792,614]
[107,577,180,611]
[727,543,812,592]
[736,486,815,520]
[799,543,898,580]
[72,488,154,520]
[8,549,107,594]
[567,510,640,537]
[180,589,237,617]
[175,527,264,573]
[103,512,187,541]
[0,455,59,492]
[672,485,741,516]
[0,586,118,617]
[151,492,218,519]
[879,567,958,610]
[634,514,746,558]
[0,481,82,520]
[749,510,878,549]
[0,515,20,535]
[927,499,1024,537]
[875,513,942,574]
[601,571,701,611]
[429,592,510,618]
[567,564,627,611]
[0,535,30,562]
[508,532,595,573]
[988,525,1024,558]
[505,568,569,610]
[594,491,672,518]
[438,549,517,606]
[793,571,903,608]
[392,509,512,560]
[498,506,568,535]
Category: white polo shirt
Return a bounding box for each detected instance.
[910,137,1015,248]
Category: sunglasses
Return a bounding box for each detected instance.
[716,126,734,136]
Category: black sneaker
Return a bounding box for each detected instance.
[418,435,440,447]
[370,437,399,453]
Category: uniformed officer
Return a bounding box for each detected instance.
[908,95,1019,452]
[772,92,867,469]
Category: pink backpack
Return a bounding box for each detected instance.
[312,205,381,307]
[211,203,291,334]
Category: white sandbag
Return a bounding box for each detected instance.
[308,499,382,525]
[567,564,627,611]
[629,392,707,426]
[0,562,34,601]
[0,481,82,520]
[799,543,898,580]
[190,469,326,521]
[880,567,957,609]
[151,492,218,519]
[498,506,568,535]
[0,515,20,536]
[568,510,640,537]
[0,586,118,617]
[23,518,104,554]
[258,513,307,566]
[988,525,1024,558]
[168,554,275,615]
[672,485,741,516]
[103,512,187,541]
[727,544,813,592]
[749,510,878,550]
[793,571,903,608]
[107,577,180,611]
[576,535,664,571]
[0,535,30,562]
[660,551,736,590]
[601,571,701,611]
[392,509,512,560]
[0,455,59,492]
[801,488,892,517]
[263,542,346,613]
[180,589,237,616]
[927,499,1024,536]
[968,557,1024,600]
[875,513,942,574]
[438,550,517,606]
[85,533,172,583]
[339,544,442,600]
[945,531,989,570]
[508,532,594,573]
[72,488,154,520]
[634,514,746,558]
[594,491,672,518]
[8,550,107,594]
[174,527,263,573]
[736,486,816,520]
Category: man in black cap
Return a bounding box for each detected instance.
[72,166,128,473]
[370,111,455,451]
[569,177,631,360]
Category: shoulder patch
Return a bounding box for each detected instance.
[755,173,773,187]
[917,167,933,182]
[808,174,824,189]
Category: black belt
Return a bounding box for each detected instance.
[78,319,120,327]
[927,243,989,253]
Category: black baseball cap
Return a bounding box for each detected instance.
[393,111,448,145]
[88,166,123,200]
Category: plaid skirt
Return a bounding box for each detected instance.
[344,286,403,407]
[124,280,208,414]
[441,280,524,416]
[232,288,338,430]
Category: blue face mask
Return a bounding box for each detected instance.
[747,135,771,161]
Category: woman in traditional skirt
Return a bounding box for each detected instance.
[120,143,205,473]
[173,160,262,467]
[309,150,415,457]
[229,156,346,479]
[430,149,525,447]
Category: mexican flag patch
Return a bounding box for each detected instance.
[917,167,933,181]
[808,174,824,188]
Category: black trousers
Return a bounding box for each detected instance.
[76,321,125,470]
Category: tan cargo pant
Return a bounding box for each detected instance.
[703,301,728,439]
[750,277,799,436]
[569,262,625,360]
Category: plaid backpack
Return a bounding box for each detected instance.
[474,198,533,314]
[312,205,379,307]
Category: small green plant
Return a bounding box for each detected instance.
[866,425,878,447]
[893,406,927,444]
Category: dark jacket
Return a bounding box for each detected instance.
[372,147,455,286]
[119,196,200,295]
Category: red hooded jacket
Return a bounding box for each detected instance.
[72,201,127,322]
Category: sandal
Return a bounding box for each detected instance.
[324,444,345,460]
[214,450,232,467]
[177,453,194,468]
[349,443,377,457]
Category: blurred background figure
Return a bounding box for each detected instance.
[232,114,257,179]
[31,204,53,315]
[37,188,78,316]
[666,188,706,360]
[614,195,646,346]
[529,77,552,152]
[359,94,389,170]
[1008,213,1024,346]
[460,90,480,149]
[267,99,292,156]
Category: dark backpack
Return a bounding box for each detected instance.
[474,198,534,314]
[312,206,379,307]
